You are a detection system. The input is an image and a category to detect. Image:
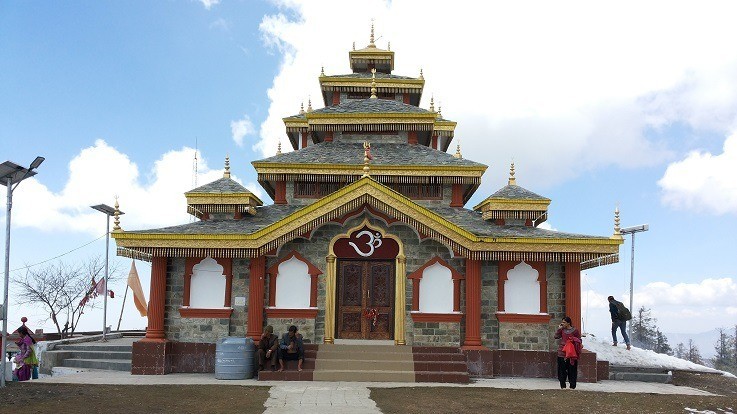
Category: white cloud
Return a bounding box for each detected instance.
[210,18,230,31]
[658,132,737,214]
[257,1,737,192]
[636,278,737,308]
[230,114,256,147]
[4,140,264,234]
[198,0,219,10]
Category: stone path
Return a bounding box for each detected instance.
[263,383,381,414]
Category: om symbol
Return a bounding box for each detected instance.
[348,231,383,257]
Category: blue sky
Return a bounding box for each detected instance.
[2,1,737,348]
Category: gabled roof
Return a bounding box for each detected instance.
[186,177,250,194]
[310,98,430,115]
[114,177,621,267]
[488,184,548,201]
[254,142,485,168]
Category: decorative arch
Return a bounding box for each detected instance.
[266,250,322,317]
[407,256,464,321]
[325,218,407,345]
[180,256,233,318]
[496,260,550,323]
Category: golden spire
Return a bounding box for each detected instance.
[437,105,442,120]
[429,95,435,112]
[362,141,372,177]
[453,143,462,159]
[277,140,282,155]
[299,102,305,115]
[419,68,424,80]
[369,20,375,47]
[224,155,231,178]
[307,97,313,112]
[352,41,356,51]
[113,197,122,231]
[320,66,325,76]
[370,68,377,99]
[613,206,622,238]
[508,162,516,185]
[387,41,391,51]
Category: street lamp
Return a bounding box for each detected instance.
[90,202,124,342]
[1,156,44,388]
[620,223,649,339]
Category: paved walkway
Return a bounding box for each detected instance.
[263,384,380,414]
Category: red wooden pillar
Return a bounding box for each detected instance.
[324,132,334,142]
[408,131,418,145]
[565,262,582,329]
[274,181,287,205]
[247,256,266,340]
[144,257,167,341]
[332,93,340,106]
[450,184,464,207]
[403,93,410,104]
[431,134,438,149]
[301,132,308,148]
[463,258,484,349]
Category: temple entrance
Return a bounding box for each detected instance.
[336,259,394,340]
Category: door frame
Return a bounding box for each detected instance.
[325,218,406,345]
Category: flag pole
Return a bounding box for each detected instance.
[116,284,129,331]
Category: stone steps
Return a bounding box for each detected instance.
[62,358,132,372]
[608,365,672,383]
[47,340,134,373]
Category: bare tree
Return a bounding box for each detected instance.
[12,256,121,338]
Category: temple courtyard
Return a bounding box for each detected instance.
[0,370,734,413]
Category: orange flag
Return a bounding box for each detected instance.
[127,261,148,317]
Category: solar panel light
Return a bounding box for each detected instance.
[620,224,649,234]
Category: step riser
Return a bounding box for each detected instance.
[316,360,415,371]
[47,351,132,360]
[413,353,466,362]
[62,359,132,371]
[318,345,414,353]
[56,345,133,352]
[414,362,467,372]
[316,351,412,361]
[313,371,416,382]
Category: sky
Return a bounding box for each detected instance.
[2,1,737,350]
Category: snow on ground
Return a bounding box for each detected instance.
[583,336,735,377]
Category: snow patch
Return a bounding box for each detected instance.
[584,337,735,377]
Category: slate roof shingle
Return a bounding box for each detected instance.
[489,184,549,200]
[254,142,486,167]
[187,177,250,194]
[310,98,430,115]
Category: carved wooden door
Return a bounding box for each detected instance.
[337,260,394,340]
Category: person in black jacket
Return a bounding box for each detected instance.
[278,325,304,371]
[608,296,631,350]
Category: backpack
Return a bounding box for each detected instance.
[615,301,632,321]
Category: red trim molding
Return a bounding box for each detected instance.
[497,261,547,313]
[411,312,463,323]
[565,262,582,329]
[183,257,233,308]
[178,307,233,318]
[495,312,552,324]
[265,308,318,319]
[267,250,322,308]
[408,256,464,312]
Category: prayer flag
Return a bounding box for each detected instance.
[127,261,148,317]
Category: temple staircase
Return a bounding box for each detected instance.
[46,340,134,373]
[257,343,469,383]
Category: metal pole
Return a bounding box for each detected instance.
[103,214,110,342]
[628,232,635,340]
[117,284,129,331]
[1,177,12,387]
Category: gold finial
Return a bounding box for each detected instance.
[113,197,122,231]
[419,68,424,80]
[437,105,442,120]
[353,41,356,51]
[613,206,622,238]
[369,20,375,47]
[429,95,435,112]
[307,97,313,112]
[453,143,462,159]
[508,162,516,185]
[387,41,390,51]
[277,140,282,155]
[320,66,325,76]
[370,68,377,99]
[299,102,305,115]
[362,141,372,177]
[224,155,231,178]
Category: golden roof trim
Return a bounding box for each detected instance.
[252,163,487,176]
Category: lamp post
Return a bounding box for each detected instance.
[1,157,44,388]
[90,202,124,342]
[620,224,649,339]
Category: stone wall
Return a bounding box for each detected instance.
[265,317,316,343]
[498,322,550,350]
[411,321,461,346]
[479,260,499,348]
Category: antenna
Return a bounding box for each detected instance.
[192,137,199,189]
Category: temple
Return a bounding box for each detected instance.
[113,24,622,382]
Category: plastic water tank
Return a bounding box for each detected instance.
[215,337,254,380]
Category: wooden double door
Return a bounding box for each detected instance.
[336,260,394,340]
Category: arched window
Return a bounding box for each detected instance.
[190,257,227,308]
[419,262,454,313]
[504,261,540,314]
[275,256,311,309]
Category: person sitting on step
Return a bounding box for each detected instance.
[278,325,304,372]
[256,325,279,372]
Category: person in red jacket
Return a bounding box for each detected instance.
[554,316,582,389]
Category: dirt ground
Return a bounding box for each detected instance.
[0,383,270,414]
[371,372,737,414]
